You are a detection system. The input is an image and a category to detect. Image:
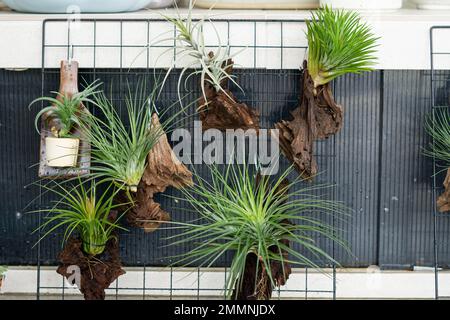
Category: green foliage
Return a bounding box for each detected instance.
[425,107,450,167]
[29,82,100,138]
[306,6,378,88]
[78,81,188,194]
[161,0,242,105]
[32,181,127,256]
[166,164,349,299]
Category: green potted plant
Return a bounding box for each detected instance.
[30,82,99,168]
[425,107,450,213]
[168,164,348,300]
[276,6,378,179]
[33,181,127,300]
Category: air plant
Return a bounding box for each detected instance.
[306,6,379,88]
[32,181,127,256]
[160,0,242,106]
[425,107,450,167]
[78,81,187,194]
[276,6,378,179]
[166,164,348,300]
[30,82,100,138]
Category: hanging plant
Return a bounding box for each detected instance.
[117,113,193,232]
[29,61,99,171]
[32,181,128,300]
[275,6,378,179]
[78,81,193,230]
[162,0,260,132]
[425,107,450,213]
[166,164,348,300]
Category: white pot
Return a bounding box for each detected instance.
[412,0,450,9]
[194,0,319,9]
[45,137,80,168]
[320,0,402,10]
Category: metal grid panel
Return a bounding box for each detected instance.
[430,26,450,300]
[36,18,338,300]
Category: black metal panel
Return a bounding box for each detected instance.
[333,71,382,267]
[378,70,436,268]
[0,68,441,268]
[0,69,42,265]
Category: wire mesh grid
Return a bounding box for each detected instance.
[430,26,450,300]
[36,18,338,300]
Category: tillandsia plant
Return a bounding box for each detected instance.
[31,180,128,300]
[166,164,348,300]
[275,6,378,179]
[78,81,186,194]
[161,0,259,131]
[30,80,100,169]
[33,180,127,256]
[30,81,100,138]
[425,107,450,212]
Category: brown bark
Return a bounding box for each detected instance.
[233,177,292,300]
[56,237,125,300]
[438,168,450,213]
[234,240,292,300]
[124,114,193,232]
[275,61,343,180]
[198,54,260,132]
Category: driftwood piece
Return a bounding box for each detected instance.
[198,54,260,132]
[124,114,193,232]
[438,168,450,213]
[235,239,292,300]
[56,236,125,300]
[275,61,343,180]
[38,60,90,179]
[234,177,292,300]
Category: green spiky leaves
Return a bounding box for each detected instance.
[165,164,349,299]
[32,181,128,256]
[30,82,100,138]
[307,6,378,88]
[425,107,450,167]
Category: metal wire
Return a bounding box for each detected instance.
[37,18,337,300]
[430,26,450,300]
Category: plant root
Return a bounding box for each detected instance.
[234,239,292,300]
[275,61,343,180]
[56,237,125,300]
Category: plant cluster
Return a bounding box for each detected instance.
[28,5,366,300]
